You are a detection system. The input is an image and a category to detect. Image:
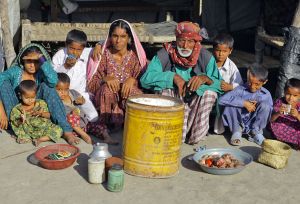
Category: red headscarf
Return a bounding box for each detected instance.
[164,21,202,68]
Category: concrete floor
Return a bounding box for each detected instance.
[0,128,299,204]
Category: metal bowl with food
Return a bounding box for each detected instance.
[193,148,253,175]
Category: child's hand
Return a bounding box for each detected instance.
[64,54,77,68]
[30,110,43,117]
[244,100,256,113]
[290,107,300,120]
[74,96,85,105]
[221,81,233,92]
[20,113,26,124]
[279,104,286,114]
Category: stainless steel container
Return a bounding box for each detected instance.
[89,143,112,160]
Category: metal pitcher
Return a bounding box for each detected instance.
[89,143,112,160]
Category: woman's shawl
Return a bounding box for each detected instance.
[86,19,147,81]
[10,43,51,69]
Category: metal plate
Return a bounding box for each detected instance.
[193,148,253,175]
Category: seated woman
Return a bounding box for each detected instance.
[0,43,79,145]
[87,19,147,144]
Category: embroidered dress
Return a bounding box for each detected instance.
[270,98,300,147]
[87,49,143,135]
[10,100,62,142]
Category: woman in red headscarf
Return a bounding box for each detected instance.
[140,21,223,145]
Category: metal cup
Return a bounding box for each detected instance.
[284,104,291,115]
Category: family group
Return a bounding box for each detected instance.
[0,19,299,149]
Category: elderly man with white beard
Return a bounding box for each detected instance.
[140,21,223,145]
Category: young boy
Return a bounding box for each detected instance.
[52,29,99,122]
[10,80,62,146]
[219,65,273,146]
[213,33,243,134]
[56,73,92,144]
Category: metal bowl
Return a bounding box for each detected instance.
[193,148,253,175]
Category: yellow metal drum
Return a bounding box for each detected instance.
[123,94,184,178]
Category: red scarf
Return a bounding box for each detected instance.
[164,42,201,68]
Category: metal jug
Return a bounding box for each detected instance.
[89,143,112,160]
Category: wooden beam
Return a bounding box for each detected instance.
[0,0,16,67]
[292,0,300,28]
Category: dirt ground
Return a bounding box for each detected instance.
[0,127,299,204]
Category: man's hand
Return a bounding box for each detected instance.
[244,100,257,113]
[74,96,85,105]
[187,75,210,92]
[103,75,120,93]
[173,74,186,97]
[221,81,233,92]
[0,102,8,130]
[92,44,102,61]
[121,77,136,99]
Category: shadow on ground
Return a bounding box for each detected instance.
[73,153,89,182]
[181,154,204,173]
[27,153,40,166]
[239,146,261,161]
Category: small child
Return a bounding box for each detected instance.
[56,73,92,144]
[10,80,62,146]
[52,29,100,123]
[270,78,300,149]
[219,65,273,146]
[213,33,243,134]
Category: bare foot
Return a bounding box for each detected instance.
[33,139,41,147]
[102,132,119,145]
[17,138,31,144]
[81,134,93,144]
[63,132,80,145]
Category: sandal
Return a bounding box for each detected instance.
[230,132,242,146]
[248,133,265,146]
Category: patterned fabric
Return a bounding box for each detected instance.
[163,21,202,68]
[87,48,143,135]
[67,113,80,127]
[270,98,300,147]
[175,21,202,41]
[164,41,201,69]
[63,89,88,128]
[161,89,217,144]
[0,80,72,133]
[86,122,107,138]
[10,99,62,142]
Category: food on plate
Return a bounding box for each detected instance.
[46,150,72,160]
[199,153,244,168]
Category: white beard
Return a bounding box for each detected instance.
[177,47,193,57]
